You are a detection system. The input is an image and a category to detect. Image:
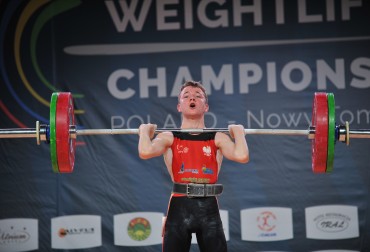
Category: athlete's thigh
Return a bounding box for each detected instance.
[162,197,192,252]
[163,221,192,252]
[196,207,227,252]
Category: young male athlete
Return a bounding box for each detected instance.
[138,80,249,252]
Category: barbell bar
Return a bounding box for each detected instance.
[3,126,369,138]
[0,127,310,137]
[3,125,368,140]
[0,92,369,173]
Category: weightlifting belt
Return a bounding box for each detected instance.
[173,183,223,197]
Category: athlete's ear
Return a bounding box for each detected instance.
[177,103,181,112]
[205,103,209,112]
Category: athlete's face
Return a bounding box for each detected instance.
[177,86,209,116]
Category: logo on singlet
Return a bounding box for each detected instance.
[202,165,214,174]
[179,163,198,174]
[202,146,211,156]
[176,144,189,153]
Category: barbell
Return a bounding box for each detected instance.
[0,92,369,174]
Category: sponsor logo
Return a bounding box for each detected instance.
[257,211,276,232]
[176,144,189,153]
[202,146,211,156]
[305,205,359,240]
[58,227,95,238]
[180,178,210,183]
[0,218,38,252]
[315,213,350,233]
[241,207,293,242]
[127,217,151,241]
[201,165,214,174]
[0,226,30,245]
[114,212,163,246]
[179,163,198,174]
[51,215,101,249]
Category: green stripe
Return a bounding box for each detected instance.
[326,93,335,173]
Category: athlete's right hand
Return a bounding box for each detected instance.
[139,123,157,139]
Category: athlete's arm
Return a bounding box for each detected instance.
[215,124,249,163]
[138,124,173,159]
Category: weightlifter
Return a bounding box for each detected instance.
[138,80,249,252]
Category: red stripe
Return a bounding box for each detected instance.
[0,100,28,128]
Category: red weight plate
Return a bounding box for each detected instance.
[311,92,328,173]
[56,92,76,173]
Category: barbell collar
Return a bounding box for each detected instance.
[308,126,315,140]
[338,125,347,143]
[36,121,40,145]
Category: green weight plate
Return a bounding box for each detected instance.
[326,93,335,173]
[50,93,59,173]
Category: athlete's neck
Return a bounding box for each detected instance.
[180,117,205,129]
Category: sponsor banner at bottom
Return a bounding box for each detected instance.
[311,250,360,252]
[114,212,163,246]
[51,215,102,249]
[0,218,38,252]
[305,205,359,240]
[241,207,293,242]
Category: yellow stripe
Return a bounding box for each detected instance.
[14,0,84,114]
[14,0,50,106]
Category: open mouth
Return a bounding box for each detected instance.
[189,103,196,108]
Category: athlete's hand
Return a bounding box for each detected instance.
[139,123,157,139]
[228,124,245,139]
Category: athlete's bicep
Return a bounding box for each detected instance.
[215,132,240,161]
[151,134,173,154]
[139,132,173,159]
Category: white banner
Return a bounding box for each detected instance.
[114,212,163,246]
[241,207,293,242]
[311,250,360,252]
[305,205,359,240]
[51,215,102,249]
[0,218,38,252]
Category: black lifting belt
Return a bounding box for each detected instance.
[172,183,223,197]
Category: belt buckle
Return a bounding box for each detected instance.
[186,183,206,197]
[205,184,215,196]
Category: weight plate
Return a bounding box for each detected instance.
[311,93,328,173]
[50,93,59,173]
[56,92,76,173]
[326,93,335,173]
